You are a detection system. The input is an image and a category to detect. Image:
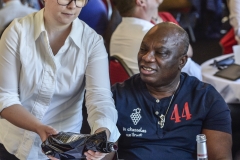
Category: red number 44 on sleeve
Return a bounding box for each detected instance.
[170,102,192,123]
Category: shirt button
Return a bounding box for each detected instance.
[155,111,159,115]
[156,99,160,103]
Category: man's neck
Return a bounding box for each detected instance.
[131,7,152,22]
[146,78,181,100]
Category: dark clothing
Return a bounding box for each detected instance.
[0,143,19,160]
[191,0,223,38]
[78,0,108,35]
[112,73,231,160]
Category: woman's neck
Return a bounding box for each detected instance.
[43,9,71,35]
[43,12,72,55]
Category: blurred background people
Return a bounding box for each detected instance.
[26,0,41,10]
[0,0,3,8]
[78,0,108,36]
[229,0,240,44]
[0,0,38,36]
[190,0,223,39]
[219,0,240,54]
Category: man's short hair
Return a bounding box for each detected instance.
[176,25,189,55]
[151,22,190,55]
[113,0,136,17]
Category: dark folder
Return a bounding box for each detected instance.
[214,64,240,81]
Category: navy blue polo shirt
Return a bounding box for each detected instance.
[112,73,231,160]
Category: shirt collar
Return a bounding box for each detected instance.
[122,17,154,28]
[68,18,83,49]
[34,9,46,41]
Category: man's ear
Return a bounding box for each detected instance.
[135,0,145,6]
[178,54,188,70]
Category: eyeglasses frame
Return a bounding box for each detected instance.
[57,0,88,8]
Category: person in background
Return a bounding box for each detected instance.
[0,0,3,8]
[26,0,41,10]
[107,22,232,160]
[78,0,108,35]
[229,0,240,44]
[219,0,240,54]
[190,0,223,39]
[0,0,38,35]
[228,2,240,159]
[110,0,202,80]
[0,0,119,159]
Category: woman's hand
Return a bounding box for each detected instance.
[48,156,60,160]
[84,127,110,160]
[94,127,110,140]
[84,150,108,160]
[35,124,58,142]
[36,125,59,160]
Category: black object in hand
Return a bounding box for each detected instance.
[41,131,117,160]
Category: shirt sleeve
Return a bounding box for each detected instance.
[203,86,232,134]
[84,34,120,142]
[0,20,22,118]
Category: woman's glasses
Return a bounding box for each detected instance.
[57,0,88,8]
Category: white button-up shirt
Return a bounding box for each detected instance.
[0,9,120,160]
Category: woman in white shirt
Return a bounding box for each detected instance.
[0,0,120,159]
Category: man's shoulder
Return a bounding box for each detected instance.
[111,74,141,92]
[181,73,220,99]
[181,73,212,90]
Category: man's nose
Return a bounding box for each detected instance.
[142,50,155,62]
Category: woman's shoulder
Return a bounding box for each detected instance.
[74,18,99,34]
[73,18,103,43]
[8,11,39,35]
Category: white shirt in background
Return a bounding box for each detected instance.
[110,17,154,74]
[0,9,120,160]
[182,58,202,80]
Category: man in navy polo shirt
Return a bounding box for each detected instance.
[109,22,232,160]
